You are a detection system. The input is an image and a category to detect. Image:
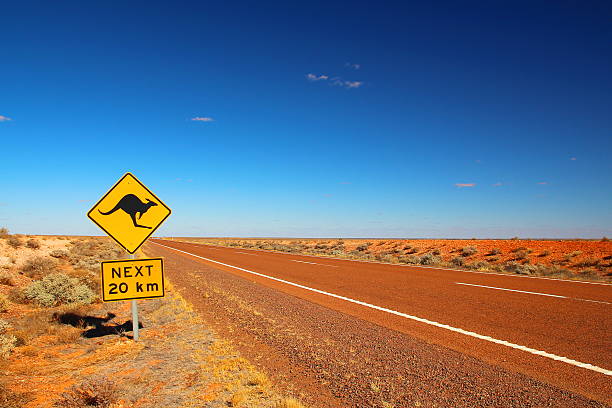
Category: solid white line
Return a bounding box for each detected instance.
[291,260,339,267]
[164,240,611,286]
[455,282,611,305]
[153,242,611,376]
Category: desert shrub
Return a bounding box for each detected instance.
[0,227,8,237]
[20,257,57,279]
[601,237,609,242]
[461,246,477,257]
[275,398,306,408]
[511,247,528,253]
[451,256,464,267]
[6,236,22,249]
[0,294,9,312]
[24,273,96,307]
[504,262,535,275]
[398,255,420,264]
[377,254,399,264]
[420,253,442,265]
[538,250,550,257]
[431,249,441,255]
[567,250,582,258]
[510,236,519,240]
[50,249,70,259]
[0,334,18,357]
[25,239,40,249]
[0,319,11,333]
[468,260,491,270]
[0,384,32,407]
[54,378,118,408]
[0,272,15,286]
[514,250,530,260]
[355,244,369,252]
[574,258,600,268]
[487,248,501,256]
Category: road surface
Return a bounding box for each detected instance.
[146,239,611,407]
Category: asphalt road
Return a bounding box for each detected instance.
[149,239,611,406]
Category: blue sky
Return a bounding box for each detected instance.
[1,1,611,238]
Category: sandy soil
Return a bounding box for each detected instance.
[0,236,304,407]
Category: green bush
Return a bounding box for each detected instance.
[24,273,96,307]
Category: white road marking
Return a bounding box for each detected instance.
[291,260,338,267]
[154,242,612,376]
[455,282,611,305]
[167,241,611,286]
[236,252,257,256]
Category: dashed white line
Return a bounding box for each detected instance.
[455,282,611,305]
[153,242,612,377]
[291,260,338,267]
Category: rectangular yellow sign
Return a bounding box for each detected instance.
[101,258,164,302]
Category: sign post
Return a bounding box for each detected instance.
[129,253,139,341]
[87,173,171,341]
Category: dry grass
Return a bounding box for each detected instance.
[6,236,22,249]
[276,398,306,408]
[54,378,118,408]
[0,294,9,312]
[0,384,32,407]
[26,239,41,249]
[20,256,58,279]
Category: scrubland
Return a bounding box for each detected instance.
[0,230,305,408]
[175,237,612,282]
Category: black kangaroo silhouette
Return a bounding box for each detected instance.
[98,194,158,229]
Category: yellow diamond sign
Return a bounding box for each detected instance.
[87,173,171,253]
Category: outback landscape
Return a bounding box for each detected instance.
[0,230,305,408]
[2,2,611,407]
[173,237,612,282]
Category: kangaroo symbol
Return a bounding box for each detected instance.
[98,194,158,229]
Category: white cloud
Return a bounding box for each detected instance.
[343,81,363,89]
[191,117,214,122]
[307,73,363,89]
[306,73,329,81]
[0,115,12,122]
[345,62,361,70]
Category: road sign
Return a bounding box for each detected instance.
[101,258,164,302]
[88,173,171,253]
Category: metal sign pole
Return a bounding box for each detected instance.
[129,252,139,341]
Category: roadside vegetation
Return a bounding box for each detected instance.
[0,229,306,407]
[179,238,612,282]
